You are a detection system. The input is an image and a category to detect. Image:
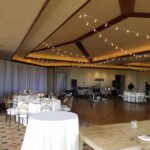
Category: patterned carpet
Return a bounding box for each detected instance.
[0,113,93,150]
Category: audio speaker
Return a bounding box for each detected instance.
[71,79,77,88]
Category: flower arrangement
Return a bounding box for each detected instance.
[23,89,32,95]
[38,93,45,99]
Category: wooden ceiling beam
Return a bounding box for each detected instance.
[130,12,150,18]
[75,41,92,63]
[119,0,135,15]
[11,0,50,60]
[77,15,128,41]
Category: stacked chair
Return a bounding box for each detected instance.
[4,97,18,126]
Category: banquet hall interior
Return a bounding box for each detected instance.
[0,0,150,150]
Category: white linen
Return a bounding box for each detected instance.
[21,111,79,150]
[138,135,150,141]
[123,91,146,103]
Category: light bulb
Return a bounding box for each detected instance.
[104,39,108,42]
[94,19,97,23]
[93,28,97,32]
[146,35,150,39]
[136,33,139,37]
[99,34,102,38]
[84,14,87,17]
[105,23,108,27]
[79,15,82,19]
[115,26,119,30]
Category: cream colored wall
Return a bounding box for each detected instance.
[48,67,149,92]
[138,71,150,92]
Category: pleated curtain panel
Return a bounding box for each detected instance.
[0,60,47,103]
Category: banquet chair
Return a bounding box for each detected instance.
[4,97,18,126]
[40,101,52,112]
[17,101,29,129]
[61,96,74,112]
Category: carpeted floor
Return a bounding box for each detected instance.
[0,113,93,150]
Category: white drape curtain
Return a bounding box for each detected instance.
[0,60,47,103]
[56,73,67,94]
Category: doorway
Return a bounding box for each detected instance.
[115,75,125,94]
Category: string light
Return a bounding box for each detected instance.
[79,13,130,57]
[79,13,150,39]
[38,42,87,63]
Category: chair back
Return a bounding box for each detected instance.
[18,101,29,114]
[40,101,52,112]
[63,96,74,109]
[4,97,11,109]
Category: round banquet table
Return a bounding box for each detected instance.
[21,111,79,150]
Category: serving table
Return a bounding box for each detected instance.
[123,91,146,103]
[21,111,79,150]
[80,120,150,150]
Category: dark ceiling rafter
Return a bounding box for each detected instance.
[119,0,135,15]
[130,12,150,18]
[75,41,92,63]
[76,14,128,41]
[11,0,50,60]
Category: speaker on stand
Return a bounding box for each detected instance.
[71,79,77,97]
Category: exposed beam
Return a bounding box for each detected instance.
[11,0,50,60]
[130,12,150,18]
[75,41,92,63]
[119,0,135,15]
[77,15,128,41]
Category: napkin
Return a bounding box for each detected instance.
[138,135,150,141]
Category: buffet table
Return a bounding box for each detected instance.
[80,120,150,150]
[21,111,79,150]
[123,91,146,103]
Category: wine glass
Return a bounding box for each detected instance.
[131,120,138,141]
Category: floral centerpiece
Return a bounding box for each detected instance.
[23,89,32,95]
[38,93,45,100]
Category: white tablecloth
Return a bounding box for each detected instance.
[21,111,79,150]
[123,91,146,103]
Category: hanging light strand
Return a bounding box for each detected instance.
[79,13,150,39]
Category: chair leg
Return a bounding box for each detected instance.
[22,118,23,126]
[27,116,28,125]
[9,116,11,126]
[5,114,7,124]
[18,117,20,130]
[15,115,16,124]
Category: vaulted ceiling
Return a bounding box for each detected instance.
[0,0,150,71]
